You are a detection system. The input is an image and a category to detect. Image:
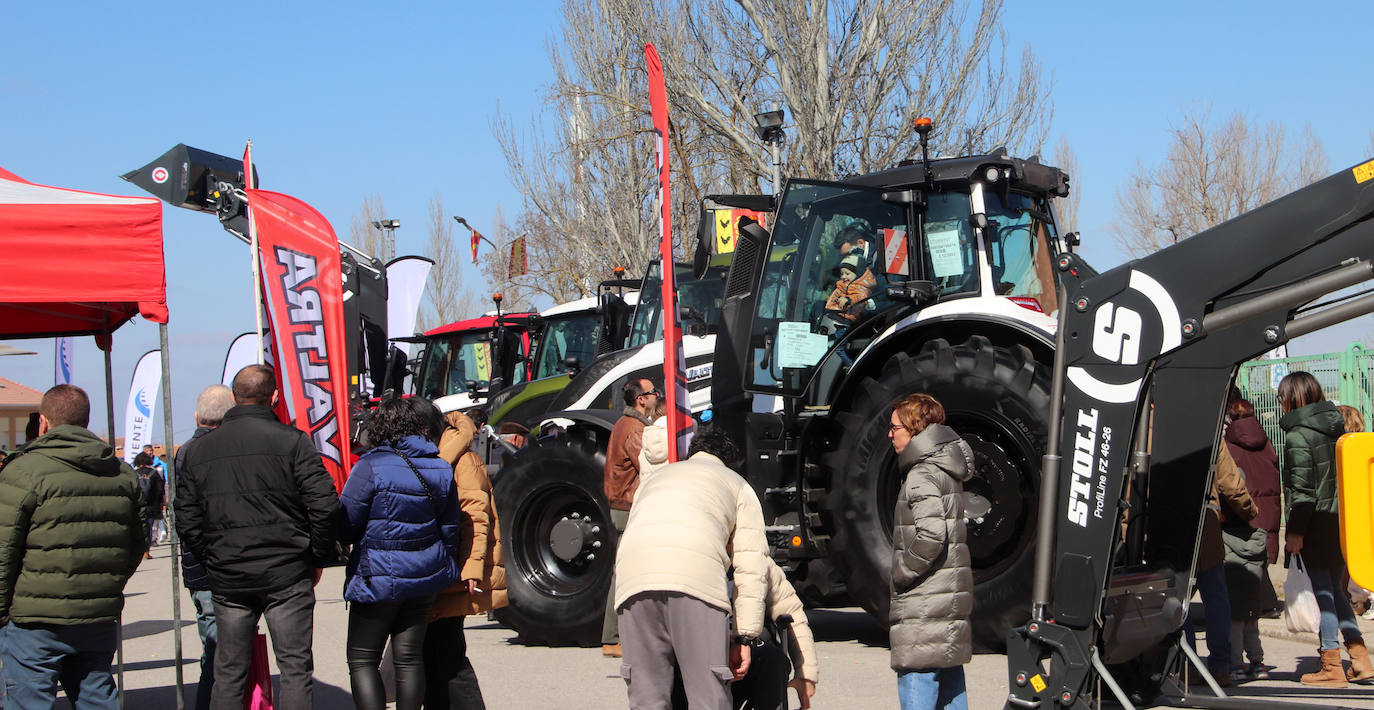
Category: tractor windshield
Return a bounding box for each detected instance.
[748,180,978,395]
[627,266,727,349]
[415,330,496,400]
[533,311,600,379]
[984,191,1060,316]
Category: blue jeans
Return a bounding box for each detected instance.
[897,666,967,710]
[1308,566,1363,651]
[0,620,119,709]
[1187,564,1232,674]
[191,590,218,710]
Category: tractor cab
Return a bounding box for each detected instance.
[742,153,1069,406]
[411,311,536,414]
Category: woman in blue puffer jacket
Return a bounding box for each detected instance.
[340,397,463,710]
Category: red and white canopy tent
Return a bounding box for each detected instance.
[0,164,180,705]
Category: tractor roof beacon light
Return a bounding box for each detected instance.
[914,117,934,188]
[492,293,503,317]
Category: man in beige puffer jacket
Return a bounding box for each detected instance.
[615,428,770,710]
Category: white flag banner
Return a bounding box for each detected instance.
[222,332,266,386]
[386,256,434,356]
[54,336,74,385]
[123,350,162,464]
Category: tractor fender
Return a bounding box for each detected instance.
[836,311,1055,407]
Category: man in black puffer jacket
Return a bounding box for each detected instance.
[0,384,148,709]
[177,365,340,710]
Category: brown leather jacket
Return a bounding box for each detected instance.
[431,411,507,619]
[604,408,650,511]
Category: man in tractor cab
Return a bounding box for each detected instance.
[601,377,661,657]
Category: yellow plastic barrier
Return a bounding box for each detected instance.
[1337,432,1374,590]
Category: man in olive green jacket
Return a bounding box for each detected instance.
[0,385,148,709]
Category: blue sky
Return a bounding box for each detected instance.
[2,0,1371,441]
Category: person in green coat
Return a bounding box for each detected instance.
[0,385,149,708]
[1276,371,1371,686]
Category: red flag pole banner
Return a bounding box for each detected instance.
[471,230,481,263]
[244,142,267,366]
[248,189,353,492]
[646,43,694,461]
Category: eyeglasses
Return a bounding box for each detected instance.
[889,423,908,434]
[639,389,663,398]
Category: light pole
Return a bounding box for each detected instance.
[371,218,400,262]
[753,108,786,195]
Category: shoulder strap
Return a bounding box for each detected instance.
[395,450,441,517]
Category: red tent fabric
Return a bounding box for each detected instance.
[0,165,166,341]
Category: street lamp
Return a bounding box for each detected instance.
[371,218,400,262]
[753,109,786,195]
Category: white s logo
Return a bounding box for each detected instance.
[1092,304,1143,365]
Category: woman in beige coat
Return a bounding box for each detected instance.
[423,410,508,709]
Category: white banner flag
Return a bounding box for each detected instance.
[386,256,434,356]
[221,332,269,386]
[54,337,74,385]
[123,350,162,464]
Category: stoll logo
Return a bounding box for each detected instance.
[1063,270,1181,528]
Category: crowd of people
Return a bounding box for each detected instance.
[1185,374,1374,690]
[0,364,1370,709]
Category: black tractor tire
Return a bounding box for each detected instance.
[822,336,1051,651]
[492,431,615,646]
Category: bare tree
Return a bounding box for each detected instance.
[1114,111,1329,258]
[418,194,481,331]
[346,194,387,260]
[497,0,1052,299]
[1049,135,1080,236]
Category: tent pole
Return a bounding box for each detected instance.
[104,344,125,710]
[160,324,186,710]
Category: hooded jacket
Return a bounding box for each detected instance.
[889,423,974,672]
[431,410,507,618]
[0,425,148,625]
[339,435,464,604]
[1278,400,1346,569]
[638,415,669,480]
[1223,416,1282,563]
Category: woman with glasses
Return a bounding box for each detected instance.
[887,393,976,710]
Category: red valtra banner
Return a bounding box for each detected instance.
[248,189,352,492]
[646,43,694,462]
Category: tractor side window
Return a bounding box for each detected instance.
[986,192,1060,316]
[748,181,907,395]
[535,315,599,378]
[418,339,450,400]
[922,192,979,299]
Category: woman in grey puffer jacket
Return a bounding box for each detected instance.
[888,393,975,710]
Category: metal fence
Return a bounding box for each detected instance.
[1235,344,1373,469]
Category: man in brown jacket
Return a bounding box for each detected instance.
[602,378,659,657]
[426,410,507,708]
[1191,444,1257,685]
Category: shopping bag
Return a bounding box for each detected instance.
[1282,554,1321,634]
[246,631,274,710]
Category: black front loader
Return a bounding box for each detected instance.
[1007,159,1374,710]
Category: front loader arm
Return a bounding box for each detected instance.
[1006,159,1374,709]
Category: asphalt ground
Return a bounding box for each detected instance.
[98,545,1374,709]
